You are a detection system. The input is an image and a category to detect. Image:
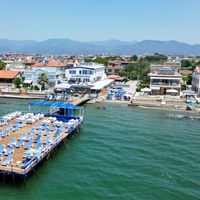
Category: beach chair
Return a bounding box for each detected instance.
[16,140,24,148]
[7,137,17,147]
[36,128,43,135]
[34,134,41,143]
[0,154,3,161]
[19,132,26,141]
[26,133,33,141]
[43,136,51,144]
[12,123,20,132]
[1,130,9,138]
[0,119,7,126]
[50,124,56,132]
[24,140,33,150]
[29,127,35,134]
[0,145,5,154]
[1,154,13,166]
[4,146,14,156]
[44,128,50,136]
[54,129,61,138]
[35,142,43,152]
[19,122,26,128]
[59,125,65,132]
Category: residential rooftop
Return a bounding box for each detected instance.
[0,70,20,79]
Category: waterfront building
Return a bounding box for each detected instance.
[148,67,182,95]
[65,62,106,83]
[0,70,20,86]
[24,60,66,87]
[192,66,200,95]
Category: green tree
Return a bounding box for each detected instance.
[141,53,167,63]
[37,73,50,90]
[84,55,124,66]
[0,60,5,70]
[117,70,126,77]
[181,60,192,68]
[125,60,149,80]
[130,55,138,61]
[12,77,22,88]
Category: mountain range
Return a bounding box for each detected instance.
[0,38,200,55]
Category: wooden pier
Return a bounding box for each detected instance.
[0,101,84,178]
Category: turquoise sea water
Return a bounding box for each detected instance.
[0,98,200,200]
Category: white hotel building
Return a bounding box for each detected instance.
[65,62,106,83]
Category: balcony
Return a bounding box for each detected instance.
[150,82,181,87]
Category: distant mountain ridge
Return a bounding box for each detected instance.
[0,38,200,55]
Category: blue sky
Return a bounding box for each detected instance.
[0,0,200,43]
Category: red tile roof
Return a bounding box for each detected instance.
[106,64,122,69]
[0,70,20,79]
[107,75,126,80]
[33,60,65,67]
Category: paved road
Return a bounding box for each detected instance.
[126,80,139,96]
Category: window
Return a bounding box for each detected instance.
[69,70,76,74]
[82,70,93,75]
[48,75,56,80]
[83,78,90,82]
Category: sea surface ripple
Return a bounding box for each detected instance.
[0,99,200,200]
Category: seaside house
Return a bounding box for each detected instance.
[0,70,20,87]
[148,67,182,95]
[65,62,106,84]
[192,66,200,95]
[24,60,66,87]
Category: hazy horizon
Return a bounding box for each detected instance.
[0,38,200,45]
[0,0,200,44]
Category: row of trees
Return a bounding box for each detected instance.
[84,55,125,66]
[119,60,150,84]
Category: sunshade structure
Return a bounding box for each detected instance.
[166,89,178,93]
[182,90,196,96]
[23,80,33,84]
[141,87,151,92]
[29,101,83,120]
[54,83,71,89]
[29,100,80,109]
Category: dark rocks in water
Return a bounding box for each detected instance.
[169,114,200,120]
[96,106,106,109]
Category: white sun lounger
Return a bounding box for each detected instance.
[24,140,33,150]
[4,146,14,156]
[7,137,17,147]
[1,154,13,166]
[16,140,24,148]
[19,132,26,141]
[0,145,5,154]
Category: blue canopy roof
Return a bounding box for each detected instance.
[29,101,80,109]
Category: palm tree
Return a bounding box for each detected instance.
[37,73,50,90]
